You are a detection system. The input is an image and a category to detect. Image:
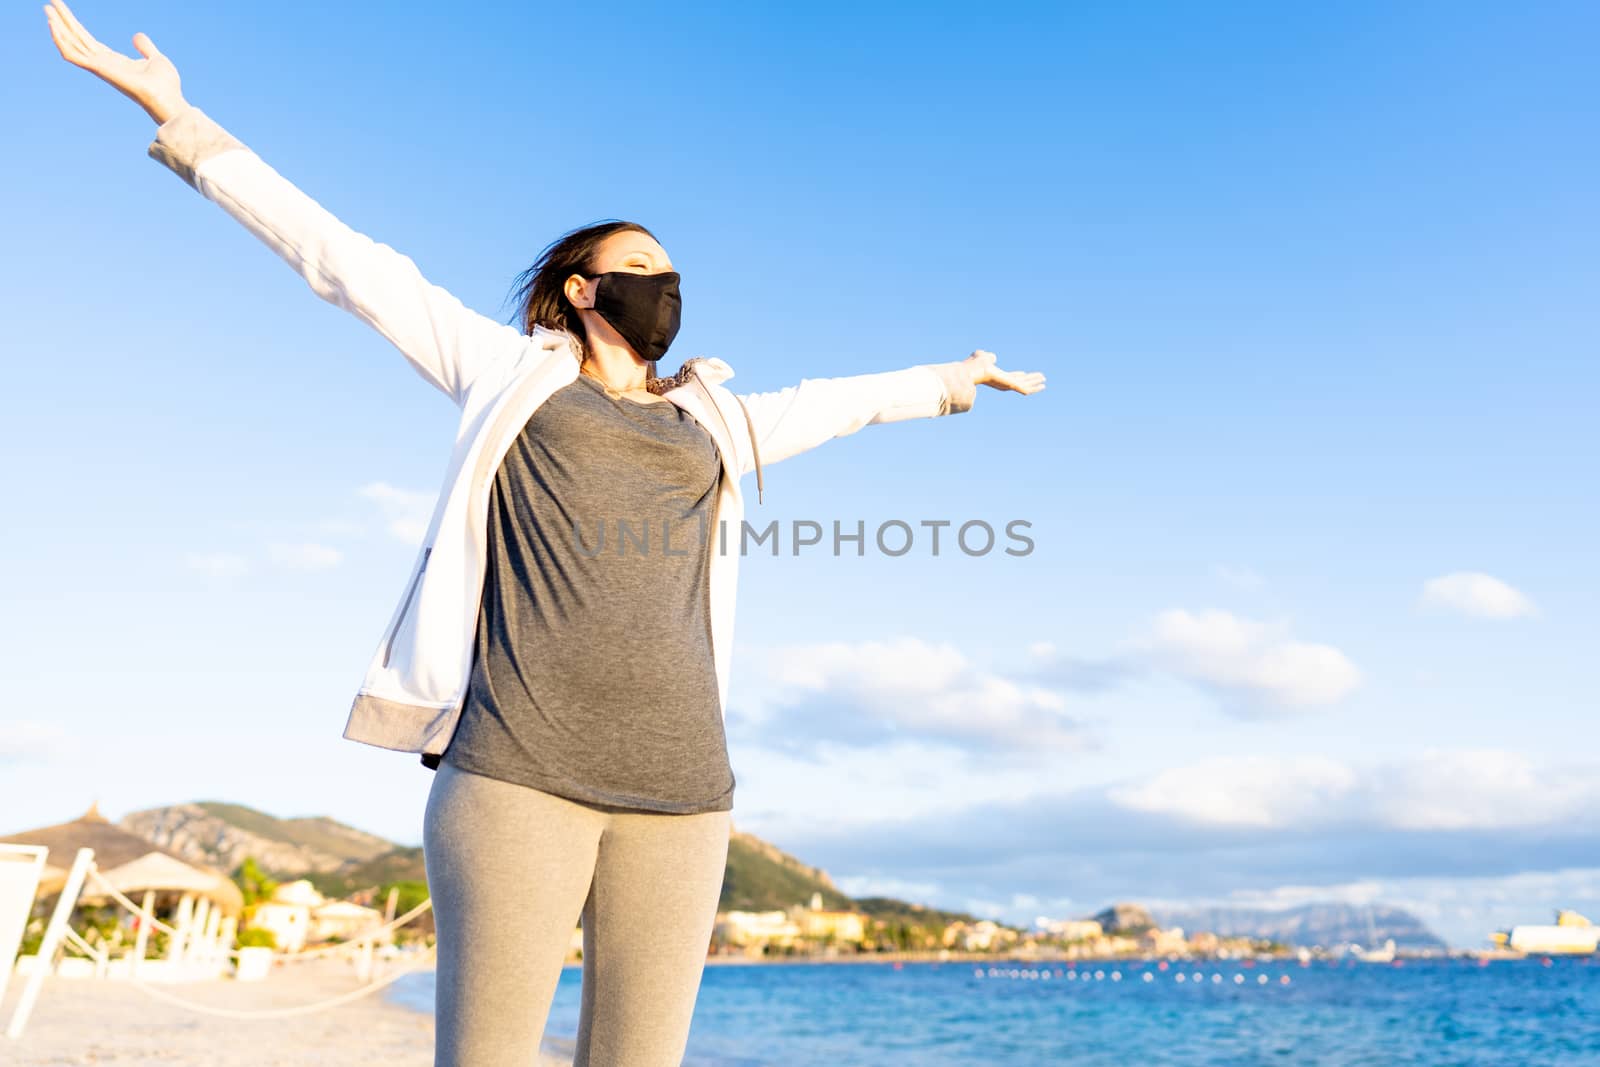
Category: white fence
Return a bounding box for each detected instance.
[1,844,434,1040]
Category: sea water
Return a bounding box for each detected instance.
[388,956,1600,1065]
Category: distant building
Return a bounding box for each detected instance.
[944,919,1008,951]
[941,921,971,949]
[249,878,387,952]
[251,881,317,952]
[715,910,801,949]
[1040,919,1103,942]
[793,891,866,946]
[1142,926,1189,956]
[797,908,866,945]
[309,899,384,943]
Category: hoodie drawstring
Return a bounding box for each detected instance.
[731,393,764,505]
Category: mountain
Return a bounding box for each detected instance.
[1095,902,1156,934]
[119,805,870,914]
[1149,902,1446,951]
[116,801,1004,931]
[719,829,854,912]
[119,802,396,878]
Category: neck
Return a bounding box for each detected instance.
[577,323,651,391]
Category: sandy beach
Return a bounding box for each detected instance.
[0,958,572,1066]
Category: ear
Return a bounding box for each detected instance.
[564,272,594,310]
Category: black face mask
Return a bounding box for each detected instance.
[584,270,682,364]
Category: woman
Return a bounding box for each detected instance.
[44,3,1045,1064]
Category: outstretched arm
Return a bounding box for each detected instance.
[734,350,1046,469]
[43,0,534,408]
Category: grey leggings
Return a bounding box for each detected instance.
[422,760,732,1066]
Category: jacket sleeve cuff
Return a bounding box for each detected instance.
[926,361,977,415]
[147,104,246,191]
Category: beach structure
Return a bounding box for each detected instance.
[0,844,49,1009]
[1,807,244,1042]
[1,803,242,915]
[2,812,439,1042]
[1,803,242,984]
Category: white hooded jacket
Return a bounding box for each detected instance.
[147,104,977,765]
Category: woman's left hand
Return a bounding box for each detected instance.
[963,349,1046,395]
[43,0,187,125]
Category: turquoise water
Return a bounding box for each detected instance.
[389,956,1600,1065]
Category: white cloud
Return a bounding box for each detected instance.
[1140,609,1361,712]
[184,551,250,578]
[1108,748,1600,832]
[738,637,1082,752]
[1109,755,1360,828]
[832,874,946,902]
[1420,572,1536,619]
[267,542,343,571]
[1371,749,1591,831]
[958,897,1012,921]
[358,482,435,544]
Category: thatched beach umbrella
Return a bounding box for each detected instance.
[83,851,244,915]
[0,802,241,916]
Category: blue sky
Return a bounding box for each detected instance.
[3,1,1595,948]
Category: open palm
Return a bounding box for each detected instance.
[964,349,1047,396]
[43,0,184,122]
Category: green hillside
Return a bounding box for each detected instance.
[719,831,854,912]
[304,846,428,899]
[303,833,860,916]
[194,802,302,844]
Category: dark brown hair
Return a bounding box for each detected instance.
[504,219,688,392]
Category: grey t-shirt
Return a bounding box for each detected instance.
[441,371,735,813]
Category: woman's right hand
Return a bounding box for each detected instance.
[43,0,187,125]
